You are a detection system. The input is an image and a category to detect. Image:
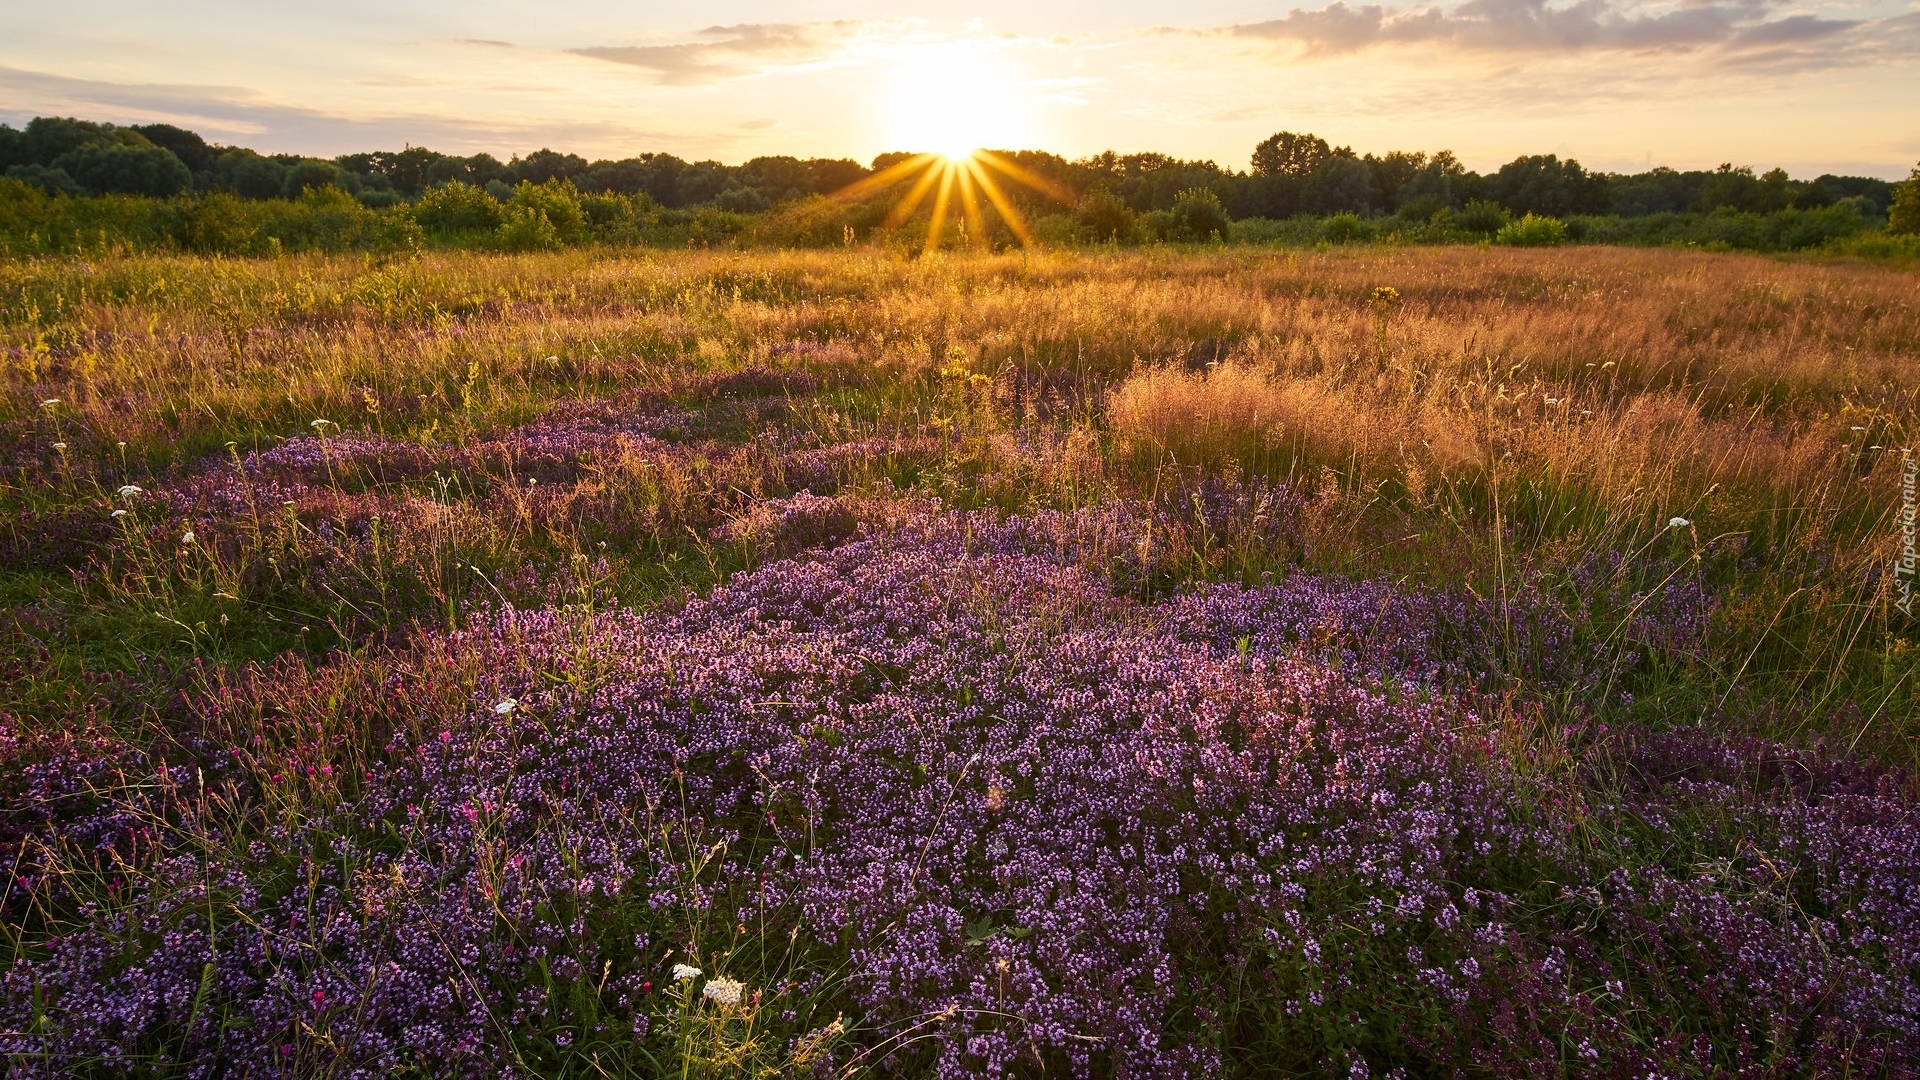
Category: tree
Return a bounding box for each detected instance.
[133,123,214,173]
[5,164,81,195]
[21,117,137,166]
[281,159,345,198]
[514,149,590,186]
[1693,164,1763,213]
[1488,155,1608,217]
[212,150,290,199]
[1396,150,1467,210]
[1890,163,1920,236]
[1252,132,1333,177]
[1304,156,1374,214]
[54,144,191,196]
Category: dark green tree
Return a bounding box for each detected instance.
[1252,132,1334,177]
[54,144,191,196]
[1304,156,1374,214]
[21,117,139,165]
[1889,163,1920,235]
[1488,154,1608,216]
[282,159,345,197]
[132,123,214,173]
[513,149,590,186]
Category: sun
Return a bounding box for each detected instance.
[883,46,1034,164]
[837,45,1069,253]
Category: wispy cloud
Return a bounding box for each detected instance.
[0,65,688,156]
[570,23,862,85]
[1216,0,1882,65]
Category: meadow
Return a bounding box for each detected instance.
[1,242,1917,1076]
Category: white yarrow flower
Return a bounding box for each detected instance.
[116,485,143,497]
[1668,517,1691,529]
[181,531,195,544]
[52,442,67,451]
[494,698,518,715]
[38,398,59,409]
[702,977,744,1005]
[310,418,333,430]
[110,509,129,519]
[671,963,702,981]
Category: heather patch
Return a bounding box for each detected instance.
[3,520,1912,1076]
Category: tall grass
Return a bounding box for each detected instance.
[4,242,1919,1075]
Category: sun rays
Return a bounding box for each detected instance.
[832,149,1074,253]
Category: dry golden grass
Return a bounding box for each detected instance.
[4,242,1917,749]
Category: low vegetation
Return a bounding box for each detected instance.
[2,244,1917,1076]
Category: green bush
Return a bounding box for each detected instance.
[1321,212,1374,244]
[1455,200,1510,234]
[507,179,586,243]
[1169,187,1229,241]
[1496,213,1569,246]
[414,181,505,233]
[1077,190,1140,243]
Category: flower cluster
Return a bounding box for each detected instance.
[0,508,1906,1077]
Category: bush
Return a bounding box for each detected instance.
[1321,212,1374,244]
[167,192,258,253]
[505,179,586,244]
[1455,200,1511,234]
[1496,213,1570,246]
[414,181,505,233]
[1169,187,1229,241]
[1077,189,1140,243]
[498,205,562,251]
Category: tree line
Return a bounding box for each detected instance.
[2,115,1901,220]
[2,115,1915,257]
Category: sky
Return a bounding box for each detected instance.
[2,0,1916,179]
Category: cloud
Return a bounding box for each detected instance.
[1220,0,1876,64]
[570,23,861,85]
[0,65,694,157]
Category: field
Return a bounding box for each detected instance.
[2,243,1917,1076]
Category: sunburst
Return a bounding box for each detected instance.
[832,149,1075,254]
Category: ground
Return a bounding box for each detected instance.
[2,245,1917,1076]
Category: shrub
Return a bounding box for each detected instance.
[1077,189,1139,243]
[1455,199,1510,234]
[1496,212,1571,246]
[414,180,505,233]
[505,179,586,243]
[1169,187,1229,241]
[1321,211,1373,244]
[498,204,562,251]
